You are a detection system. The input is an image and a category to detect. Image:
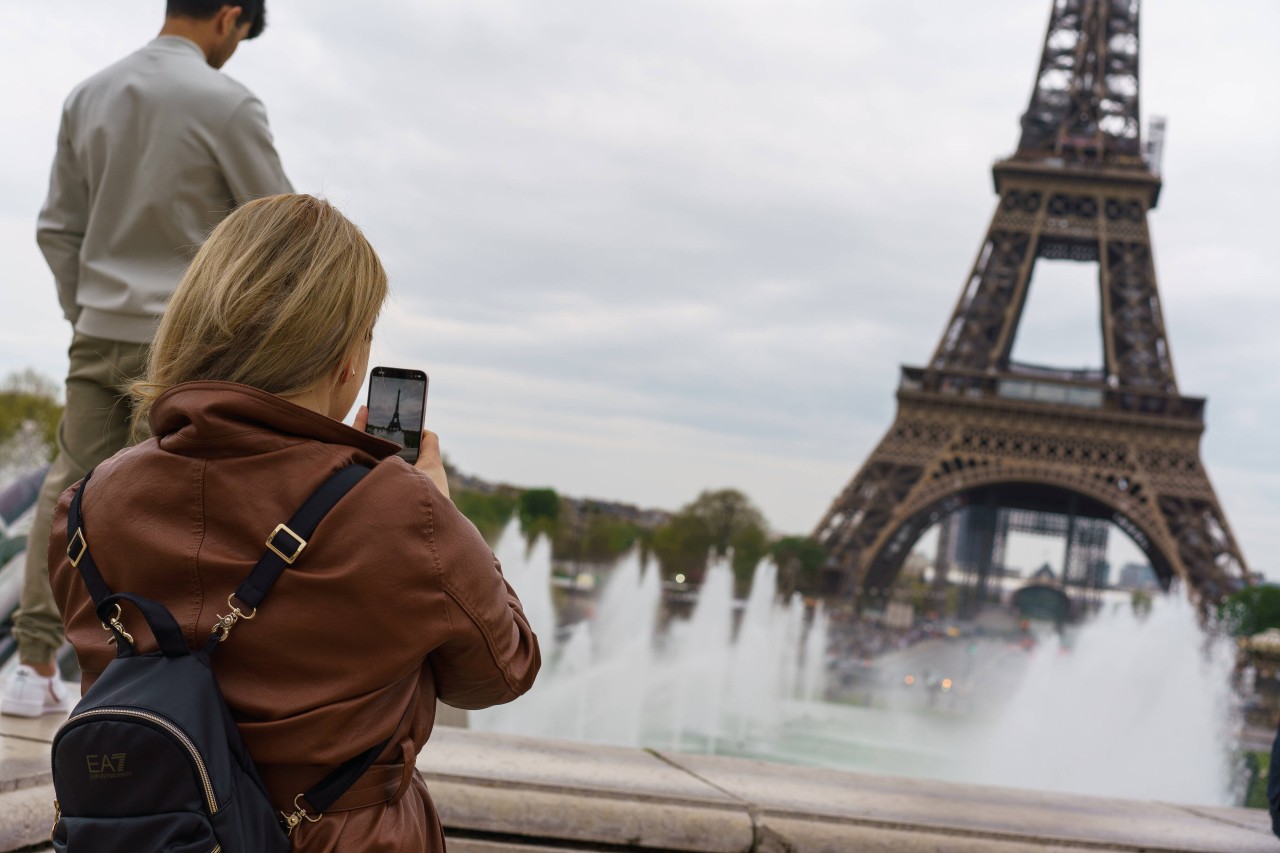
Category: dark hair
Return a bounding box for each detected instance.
[166,1,267,39]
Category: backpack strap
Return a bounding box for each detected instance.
[280,746,395,835]
[70,462,392,825]
[284,699,416,834]
[68,470,187,657]
[232,464,370,609]
[69,465,372,657]
[293,736,390,819]
[95,593,190,658]
[66,468,111,605]
[206,464,371,651]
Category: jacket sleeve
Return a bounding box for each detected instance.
[216,96,293,205]
[427,493,541,711]
[36,110,88,324]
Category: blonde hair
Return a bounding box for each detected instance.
[132,194,387,430]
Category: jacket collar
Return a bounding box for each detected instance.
[150,381,401,459]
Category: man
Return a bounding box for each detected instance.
[2,0,292,716]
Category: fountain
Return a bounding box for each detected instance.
[471,520,829,752]
[472,520,1245,808]
[968,592,1242,805]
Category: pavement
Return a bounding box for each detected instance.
[0,709,60,852]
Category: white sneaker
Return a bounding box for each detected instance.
[1,664,71,718]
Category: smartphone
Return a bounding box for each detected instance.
[364,366,429,463]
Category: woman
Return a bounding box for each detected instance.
[48,194,540,850]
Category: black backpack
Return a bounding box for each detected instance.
[51,464,385,852]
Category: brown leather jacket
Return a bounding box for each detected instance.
[49,381,541,851]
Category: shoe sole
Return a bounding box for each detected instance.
[1,699,45,718]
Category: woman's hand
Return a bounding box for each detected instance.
[352,405,450,498]
[414,429,450,499]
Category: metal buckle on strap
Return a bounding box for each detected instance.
[212,594,258,643]
[100,603,134,647]
[265,524,307,565]
[281,793,323,836]
[67,529,88,567]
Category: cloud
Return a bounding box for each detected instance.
[2,1,1277,579]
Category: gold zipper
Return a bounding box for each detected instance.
[61,708,217,814]
[50,798,60,840]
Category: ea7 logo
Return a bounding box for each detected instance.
[85,753,128,775]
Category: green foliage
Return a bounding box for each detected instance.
[685,489,767,553]
[652,511,714,582]
[518,488,561,541]
[730,521,769,591]
[519,488,560,523]
[1245,750,1269,810]
[453,489,518,545]
[553,513,644,565]
[771,536,827,597]
[0,370,63,460]
[1220,585,1280,637]
[457,482,650,567]
[653,489,769,592]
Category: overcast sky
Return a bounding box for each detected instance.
[2,1,1277,578]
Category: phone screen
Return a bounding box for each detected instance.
[364,367,429,463]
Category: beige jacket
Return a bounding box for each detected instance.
[38,36,293,343]
[49,382,541,851]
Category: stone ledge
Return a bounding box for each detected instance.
[0,714,58,795]
[418,728,1276,853]
[2,721,1275,852]
[0,784,55,853]
[649,749,1277,852]
[419,728,753,852]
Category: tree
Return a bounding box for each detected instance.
[729,522,770,593]
[0,370,63,465]
[685,489,767,553]
[452,489,518,544]
[553,513,643,565]
[771,536,827,597]
[652,489,770,591]
[652,511,714,582]
[518,488,561,541]
[1220,585,1280,637]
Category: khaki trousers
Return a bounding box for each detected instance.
[13,332,149,664]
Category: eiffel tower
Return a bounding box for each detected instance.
[387,389,403,433]
[814,0,1249,606]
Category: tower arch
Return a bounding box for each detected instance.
[851,475,1176,602]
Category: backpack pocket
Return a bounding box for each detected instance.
[53,811,220,852]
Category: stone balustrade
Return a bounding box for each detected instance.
[2,713,1274,852]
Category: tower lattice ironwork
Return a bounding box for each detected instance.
[814,0,1248,605]
[387,390,403,433]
